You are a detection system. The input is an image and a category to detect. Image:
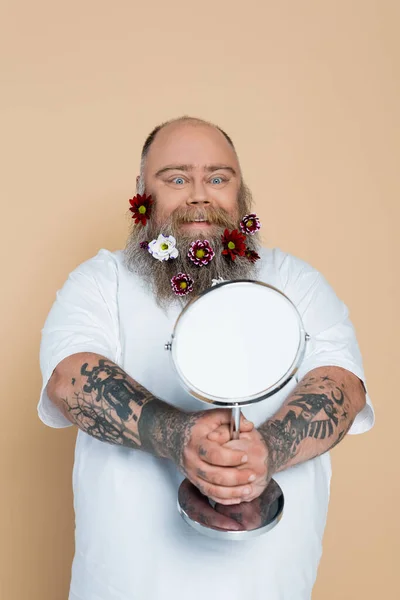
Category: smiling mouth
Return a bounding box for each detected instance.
[182,220,211,225]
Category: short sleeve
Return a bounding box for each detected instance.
[279,252,375,435]
[38,249,121,429]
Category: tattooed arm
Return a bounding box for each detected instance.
[47,352,255,505]
[260,365,365,468]
[209,366,366,502]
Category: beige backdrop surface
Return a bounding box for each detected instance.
[0,1,398,598]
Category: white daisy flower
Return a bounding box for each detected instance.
[148,234,179,261]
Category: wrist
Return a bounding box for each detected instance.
[138,399,190,464]
[258,423,281,476]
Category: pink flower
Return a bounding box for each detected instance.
[239,214,261,235]
[171,273,194,296]
[187,240,215,266]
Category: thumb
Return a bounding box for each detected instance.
[239,414,254,432]
[207,413,254,439]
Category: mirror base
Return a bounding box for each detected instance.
[177,478,284,540]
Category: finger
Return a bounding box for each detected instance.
[239,414,254,432]
[178,480,245,531]
[207,425,231,444]
[196,464,256,487]
[223,437,254,451]
[201,482,253,501]
[212,497,243,506]
[198,441,248,467]
[208,408,235,427]
[208,416,254,440]
[208,495,248,506]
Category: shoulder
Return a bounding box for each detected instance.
[67,248,125,286]
[258,246,346,328]
[258,246,321,292]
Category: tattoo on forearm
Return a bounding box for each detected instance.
[59,359,153,449]
[259,373,355,472]
[80,360,148,421]
[58,358,198,466]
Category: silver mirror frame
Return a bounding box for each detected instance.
[166,280,309,407]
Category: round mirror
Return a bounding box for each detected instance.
[170,280,307,406]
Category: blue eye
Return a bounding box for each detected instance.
[211,177,224,184]
[173,177,185,185]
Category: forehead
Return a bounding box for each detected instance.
[145,122,240,173]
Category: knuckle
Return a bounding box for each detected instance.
[212,472,224,486]
[234,486,250,498]
[209,449,220,464]
[209,484,226,499]
[207,484,218,497]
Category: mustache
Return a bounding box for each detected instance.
[169,205,237,228]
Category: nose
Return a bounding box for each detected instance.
[186,180,210,206]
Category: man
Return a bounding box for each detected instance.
[38,116,374,600]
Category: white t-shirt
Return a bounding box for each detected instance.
[38,246,374,600]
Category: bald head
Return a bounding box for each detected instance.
[137,116,239,194]
[135,117,245,235]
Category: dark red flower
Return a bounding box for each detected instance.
[187,240,215,266]
[129,193,153,225]
[240,213,261,235]
[171,273,194,296]
[139,241,149,250]
[245,249,261,263]
[221,229,247,261]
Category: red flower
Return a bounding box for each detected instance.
[240,213,261,235]
[129,193,153,225]
[187,240,215,266]
[221,229,246,261]
[245,249,261,263]
[171,273,194,296]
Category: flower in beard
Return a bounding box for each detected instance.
[239,213,261,235]
[187,240,215,267]
[148,234,179,261]
[171,273,194,296]
[221,229,247,261]
[245,248,261,263]
[129,193,153,225]
[139,241,149,250]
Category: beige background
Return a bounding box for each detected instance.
[0,0,398,598]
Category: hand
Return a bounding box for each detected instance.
[178,409,257,505]
[207,426,271,502]
[214,478,283,530]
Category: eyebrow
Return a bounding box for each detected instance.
[154,164,237,177]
